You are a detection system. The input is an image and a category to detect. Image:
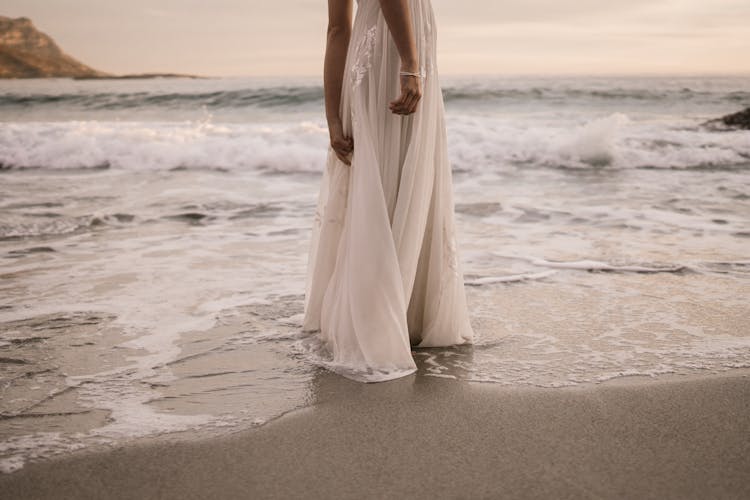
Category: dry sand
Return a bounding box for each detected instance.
[1,369,749,500]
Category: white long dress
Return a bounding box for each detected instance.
[302,0,474,382]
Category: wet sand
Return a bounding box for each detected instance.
[1,369,749,499]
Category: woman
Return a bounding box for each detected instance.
[302,0,474,382]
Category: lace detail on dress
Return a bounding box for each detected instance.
[443,218,459,277]
[314,207,322,228]
[350,25,377,88]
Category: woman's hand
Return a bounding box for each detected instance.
[378,0,421,115]
[389,73,422,115]
[329,119,353,166]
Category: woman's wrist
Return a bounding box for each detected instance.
[400,57,419,73]
[327,118,344,138]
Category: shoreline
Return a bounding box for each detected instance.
[2,368,748,499]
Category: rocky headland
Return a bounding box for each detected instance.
[0,15,201,79]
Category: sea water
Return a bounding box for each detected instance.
[1,74,749,472]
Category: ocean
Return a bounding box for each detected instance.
[1,74,749,472]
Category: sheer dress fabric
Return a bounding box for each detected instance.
[302,0,474,382]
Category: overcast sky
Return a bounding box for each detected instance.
[3,0,749,77]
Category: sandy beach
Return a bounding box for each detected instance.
[2,368,748,499]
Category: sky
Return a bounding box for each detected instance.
[2,0,749,77]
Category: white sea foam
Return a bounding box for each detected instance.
[465,270,558,285]
[1,112,749,172]
[446,113,750,170]
[558,113,629,166]
[0,120,329,172]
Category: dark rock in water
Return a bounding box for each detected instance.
[704,107,750,130]
[0,16,109,78]
[720,108,750,129]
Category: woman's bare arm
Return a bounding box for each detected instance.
[324,0,353,165]
[377,0,418,72]
[378,0,422,115]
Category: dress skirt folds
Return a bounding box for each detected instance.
[302,0,474,382]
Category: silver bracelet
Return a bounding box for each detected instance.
[399,70,424,78]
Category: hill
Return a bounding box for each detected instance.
[0,15,111,78]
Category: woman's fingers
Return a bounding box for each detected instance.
[390,94,415,115]
[389,73,423,115]
[390,92,409,114]
[389,95,404,113]
[336,151,351,166]
[334,146,351,165]
[389,86,422,115]
[403,92,418,114]
[407,83,423,113]
[332,136,352,151]
[331,136,353,166]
